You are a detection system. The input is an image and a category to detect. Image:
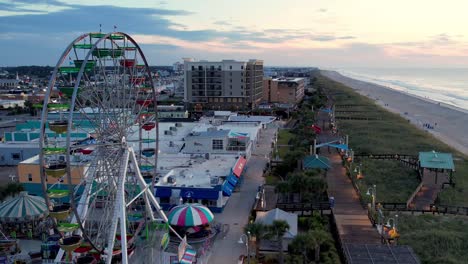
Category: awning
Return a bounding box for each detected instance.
[222,182,234,196]
[233,156,247,177]
[227,174,238,186]
[155,188,172,197]
[327,143,348,151]
[181,189,219,200]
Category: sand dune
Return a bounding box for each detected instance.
[321,70,468,156]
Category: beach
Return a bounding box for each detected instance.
[321,70,468,156]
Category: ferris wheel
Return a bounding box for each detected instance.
[38,32,180,264]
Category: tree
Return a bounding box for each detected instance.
[245,222,267,259]
[289,229,333,263]
[289,233,315,264]
[266,220,290,264]
[309,229,333,262]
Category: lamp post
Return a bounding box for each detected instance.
[354,163,363,180]
[366,184,377,212]
[238,231,251,264]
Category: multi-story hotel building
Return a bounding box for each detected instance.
[183,59,264,111]
[262,77,305,105]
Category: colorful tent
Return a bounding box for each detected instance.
[168,203,214,227]
[0,192,48,222]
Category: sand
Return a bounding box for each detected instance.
[321,70,468,156]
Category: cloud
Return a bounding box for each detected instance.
[213,20,232,26]
[0,2,47,13]
[310,35,356,42]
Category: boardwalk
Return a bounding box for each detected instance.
[317,107,381,245]
[325,152,381,244]
[411,170,449,210]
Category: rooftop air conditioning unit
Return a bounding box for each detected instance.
[167,176,176,184]
[170,126,177,131]
[164,130,172,135]
[175,122,182,127]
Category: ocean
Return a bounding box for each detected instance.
[335,68,468,111]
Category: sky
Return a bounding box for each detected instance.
[1,0,468,67]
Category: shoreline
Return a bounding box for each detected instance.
[333,70,468,114]
[321,70,468,156]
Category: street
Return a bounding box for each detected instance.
[204,122,279,264]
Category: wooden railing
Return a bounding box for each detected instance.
[276,202,331,215]
[378,202,468,216]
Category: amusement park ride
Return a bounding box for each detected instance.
[38,31,183,263]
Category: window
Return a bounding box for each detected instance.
[241,65,244,69]
[230,92,232,95]
[241,72,243,76]
[28,173,32,182]
[230,79,232,83]
[230,85,232,89]
[212,139,223,150]
[241,85,243,89]
[241,92,243,95]
[11,153,20,160]
[229,72,232,76]
[229,65,232,69]
[191,66,195,70]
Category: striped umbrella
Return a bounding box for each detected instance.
[168,203,214,227]
[0,191,49,222]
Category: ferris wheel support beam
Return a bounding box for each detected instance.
[128,147,184,241]
[105,145,130,264]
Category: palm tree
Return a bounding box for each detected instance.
[308,229,332,262]
[266,220,290,264]
[244,222,267,259]
[289,233,315,264]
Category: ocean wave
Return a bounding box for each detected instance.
[336,69,468,111]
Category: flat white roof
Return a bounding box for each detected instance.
[157,154,238,187]
[228,115,276,124]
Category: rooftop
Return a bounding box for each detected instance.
[228,115,276,124]
[419,151,454,170]
[157,154,238,187]
[273,77,304,83]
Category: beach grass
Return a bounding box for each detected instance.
[317,74,468,206]
[353,160,420,203]
[277,129,294,145]
[398,214,468,264]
